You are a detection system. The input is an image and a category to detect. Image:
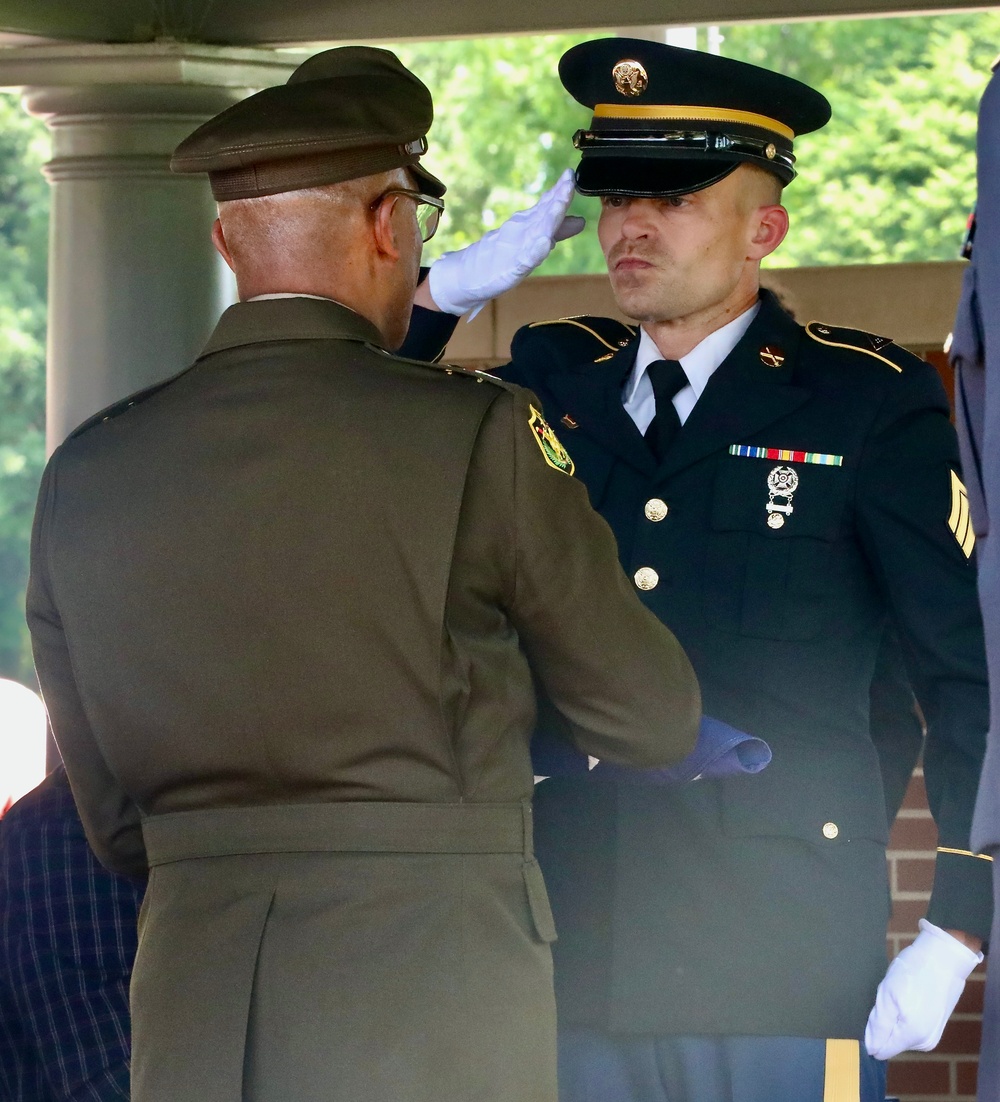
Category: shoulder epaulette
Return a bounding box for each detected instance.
[67,368,192,440]
[805,320,912,374]
[526,315,638,359]
[437,364,508,389]
[371,344,508,388]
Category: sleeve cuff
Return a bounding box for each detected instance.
[924,846,994,943]
[398,303,460,364]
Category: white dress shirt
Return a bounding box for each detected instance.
[248,293,344,303]
[622,301,760,433]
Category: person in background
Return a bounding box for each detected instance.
[949,56,1000,1102]
[0,765,143,1102]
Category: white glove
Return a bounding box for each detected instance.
[427,168,585,318]
[864,918,982,1059]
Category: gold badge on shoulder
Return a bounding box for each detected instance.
[529,404,575,476]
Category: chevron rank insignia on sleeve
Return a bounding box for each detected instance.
[948,470,976,558]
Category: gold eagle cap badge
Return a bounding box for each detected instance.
[528,404,575,475]
[613,59,648,97]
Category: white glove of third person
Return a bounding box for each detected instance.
[427,168,585,319]
[864,918,983,1060]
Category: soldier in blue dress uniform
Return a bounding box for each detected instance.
[404,37,991,1102]
[949,53,1000,1102]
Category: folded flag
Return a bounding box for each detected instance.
[532,714,771,785]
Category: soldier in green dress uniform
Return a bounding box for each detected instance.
[25,46,700,1102]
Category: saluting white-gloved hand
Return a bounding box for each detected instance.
[427,168,585,318]
[864,918,983,1060]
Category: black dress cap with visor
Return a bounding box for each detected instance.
[560,38,831,198]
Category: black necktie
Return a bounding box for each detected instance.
[644,359,688,461]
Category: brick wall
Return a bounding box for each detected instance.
[885,767,986,1101]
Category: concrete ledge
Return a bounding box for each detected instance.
[444,260,966,366]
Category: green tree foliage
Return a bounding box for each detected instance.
[722,14,999,266]
[0,93,48,681]
[397,12,1000,272]
[393,34,600,273]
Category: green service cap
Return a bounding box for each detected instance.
[171,46,446,201]
[560,38,831,198]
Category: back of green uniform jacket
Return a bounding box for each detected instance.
[26,297,699,1102]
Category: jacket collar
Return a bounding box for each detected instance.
[660,289,809,478]
[200,297,385,358]
[544,338,657,476]
[544,289,808,479]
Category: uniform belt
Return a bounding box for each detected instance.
[142,799,534,866]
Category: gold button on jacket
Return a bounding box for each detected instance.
[644,498,669,522]
[634,566,659,590]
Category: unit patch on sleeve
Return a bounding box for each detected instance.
[528,404,575,475]
[948,470,976,558]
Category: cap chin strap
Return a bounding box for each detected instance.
[573,128,795,180]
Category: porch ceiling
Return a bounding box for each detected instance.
[0,0,991,47]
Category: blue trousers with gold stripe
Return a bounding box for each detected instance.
[558,1029,886,1102]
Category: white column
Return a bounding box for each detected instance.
[0,44,301,448]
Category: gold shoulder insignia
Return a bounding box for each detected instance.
[805,321,903,373]
[380,348,507,387]
[528,404,575,475]
[528,315,637,353]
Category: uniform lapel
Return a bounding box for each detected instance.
[544,340,657,477]
[661,293,810,479]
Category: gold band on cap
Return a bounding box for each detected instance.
[594,103,795,140]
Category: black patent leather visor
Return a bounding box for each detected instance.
[574,155,742,199]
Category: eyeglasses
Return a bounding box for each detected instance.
[370,188,445,243]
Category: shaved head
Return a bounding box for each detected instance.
[736,164,784,214]
[211,166,421,349]
[217,167,411,295]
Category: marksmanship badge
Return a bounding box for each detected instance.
[613,59,648,97]
[766,465,798,529]
[529,404,575,475]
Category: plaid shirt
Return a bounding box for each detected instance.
[0,765,144,1101]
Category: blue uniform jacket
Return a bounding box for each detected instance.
[403,287,990,1037]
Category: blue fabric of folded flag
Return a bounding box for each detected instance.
[531,715,771,785]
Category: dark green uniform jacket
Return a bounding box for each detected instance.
[26,297,700,1102]
[405,288,991,1040]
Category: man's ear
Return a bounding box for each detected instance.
[371,195,403,261]
[748,204,789,261]
[211,218,235,271]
